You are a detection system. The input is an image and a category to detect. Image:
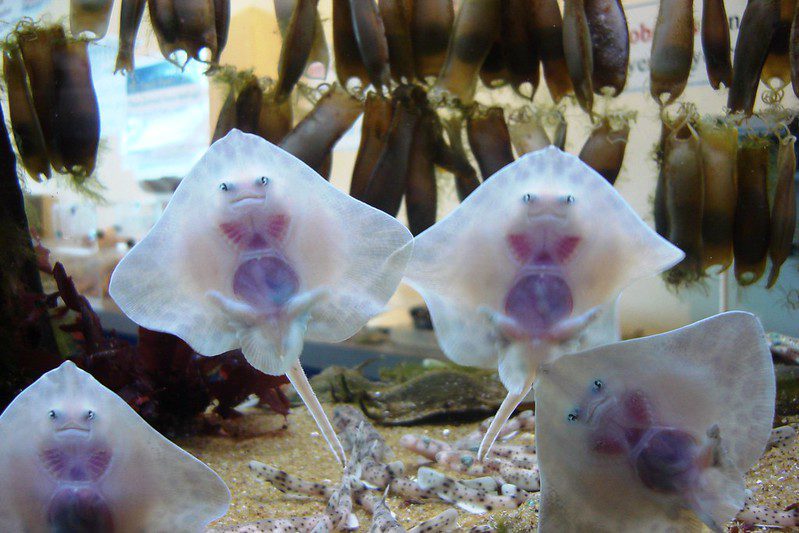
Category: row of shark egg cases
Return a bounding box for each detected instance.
[1,133,776,532]
[654,114,797,291]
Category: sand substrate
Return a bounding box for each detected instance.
[178,407,799,532]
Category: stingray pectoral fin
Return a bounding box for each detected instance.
[478,306,528,342]
[287,361,346,465]
[685,427,747,532]
[287,287,330,319]
[206,290,262,325]
[545,306,602,343]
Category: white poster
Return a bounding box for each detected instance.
[123,61,210,181]
[0,0,53,36]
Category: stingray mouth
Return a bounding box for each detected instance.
[585,395,613,424]
[231,193,265,204]
[525,211,567,223]
[57,424,90,434]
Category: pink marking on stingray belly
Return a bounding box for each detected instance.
[233,253,300,310]
[503,269,573,335]
[579,388,658,458]
[578,386,703,495]
[220,211,290,252]
[507,231,581,266]
[39,445,111,482]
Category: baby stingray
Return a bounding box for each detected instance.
[0,361,230,532]
[405,146,682,460]
[534,312,775,532]
[110,130,413,465]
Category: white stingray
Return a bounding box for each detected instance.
[110,130,413,464]
[405,146,683,459]
[0,361,230,532]
[534,312,775,532]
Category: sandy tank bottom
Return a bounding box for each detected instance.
[178,406,799,532]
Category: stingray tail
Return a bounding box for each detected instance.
[287,361,347,465]
[478,343,538,460]
[686,425,747,532]
[477,387,531,461]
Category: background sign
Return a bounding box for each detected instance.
[124,61,210,181]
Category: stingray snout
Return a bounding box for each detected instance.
[522,193,572,220]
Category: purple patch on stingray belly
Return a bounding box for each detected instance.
[504,271,573,335]
[633,428,700,493]
[48,486,114,533]
[233,254,300,309]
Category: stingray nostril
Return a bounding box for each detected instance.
[523,193,536,204]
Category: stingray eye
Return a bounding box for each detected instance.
[567,409,579,422]
[592,379,603,392]
[564,194,575,205]
[48,410,57,420]
[86,410,95,420]
[523,193,536,204]
[258,176,269,186]
[218,182,229,192]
